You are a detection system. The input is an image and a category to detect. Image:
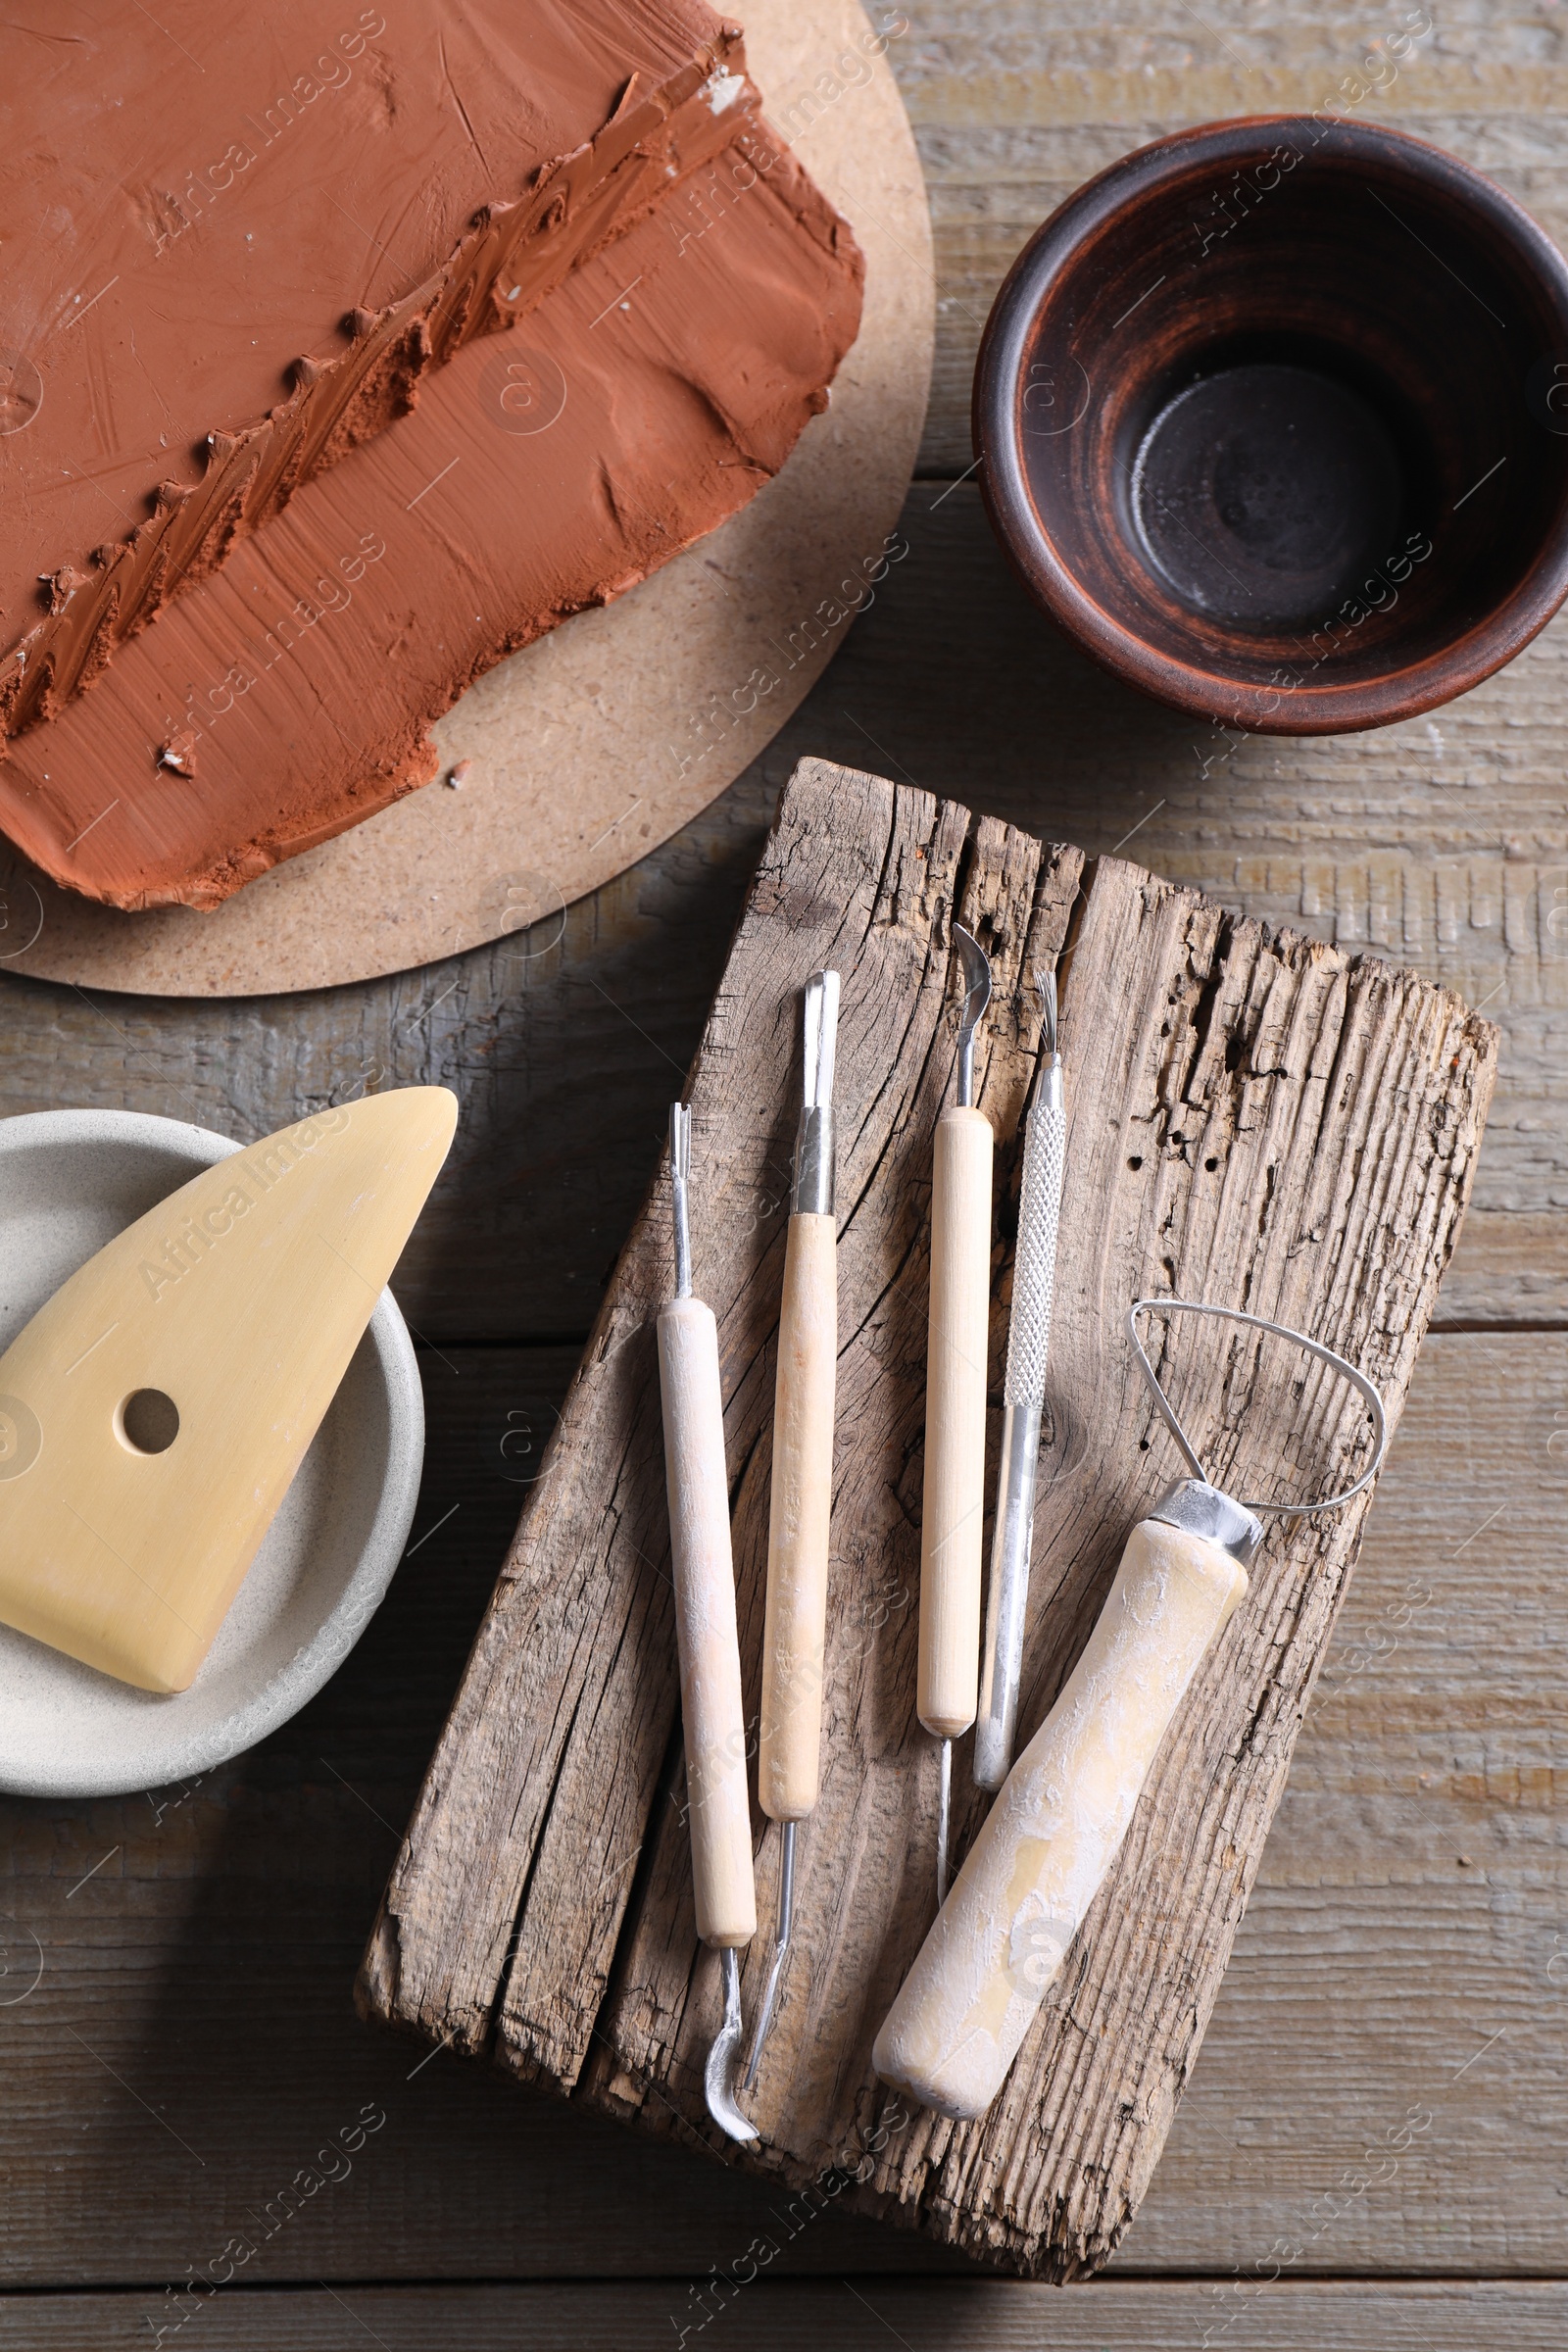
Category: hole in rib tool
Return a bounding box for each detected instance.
[0,1089,456,1690]
[656,1102,758,2144]
[976,968,1065,1789]
[875,1298,1387,2122]
[744,970,840,2098]
[919,923,993,1906]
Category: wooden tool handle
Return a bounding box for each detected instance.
[917,1104,994,1740]
[875,1515,1250,2119]
[657,1296,757,1948]
[758,1211,837,1821]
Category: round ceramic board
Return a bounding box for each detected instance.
[0,1110,424,1796]
[5,0,933,997]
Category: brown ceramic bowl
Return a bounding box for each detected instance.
[974,116,1568,733]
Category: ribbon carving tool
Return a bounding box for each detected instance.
[0,1088,456,1691]
[875,1298,1387,2121]
[918,922,994,1905]
[744,970,841,2095]
[655,1102,759,2143]
[975,968,1065,1790]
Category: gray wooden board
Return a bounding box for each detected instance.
[0,2280,1562,2350]
[358,758,1496,2278]
[2,0,1568,2300]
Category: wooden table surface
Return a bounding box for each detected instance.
[1,6,1562,2347]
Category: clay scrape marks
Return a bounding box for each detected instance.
[171,530,387,747]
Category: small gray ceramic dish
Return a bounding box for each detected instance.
[0,1108,423,1798]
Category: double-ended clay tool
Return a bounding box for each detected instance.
[0,1088,457,1691]
[919,923,994,1906]
[745,970,840,2094]
[655,1103,759,2144]
[975,968,1065,1790]
[875,1298,1387,2121]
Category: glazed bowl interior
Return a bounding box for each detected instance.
[978,117,1568,731]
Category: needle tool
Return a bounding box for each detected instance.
[976,968,1065,1788]
[918,923,993,1905]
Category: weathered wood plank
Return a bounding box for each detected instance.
[0,2279,1563,2350]
[360,758,1494,2278]
[357,773,1081,2081]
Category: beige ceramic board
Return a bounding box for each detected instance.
[1,0,932,998]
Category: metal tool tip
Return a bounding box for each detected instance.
[952,927,992,1109]
[803,970,840,1112]
[935,1738,954,1908]
[669,1104,693,1299]
[742,1821,797,2090]
[1040,966,1058,1056]
[705,1947,759,2143]
[952,924,991,1022]
[742,1943,785,2094]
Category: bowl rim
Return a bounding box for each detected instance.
[973,112,1568,735]
[0,1105,424,1797]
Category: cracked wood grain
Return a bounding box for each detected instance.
[359,757,1495,2278]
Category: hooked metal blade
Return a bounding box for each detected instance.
[705,1947,760,2142]
[953,924,992,1109]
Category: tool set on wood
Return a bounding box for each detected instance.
[0,892,1393,2159]
[657,926,1390,2143]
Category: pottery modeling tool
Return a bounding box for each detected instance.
[744,970,840,2094]
[0,1088,457,1692]
[975,969,1065,1789]
[875,1298,1387,2120]
[655,1102,759,2144]
[919,923,994,1905]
